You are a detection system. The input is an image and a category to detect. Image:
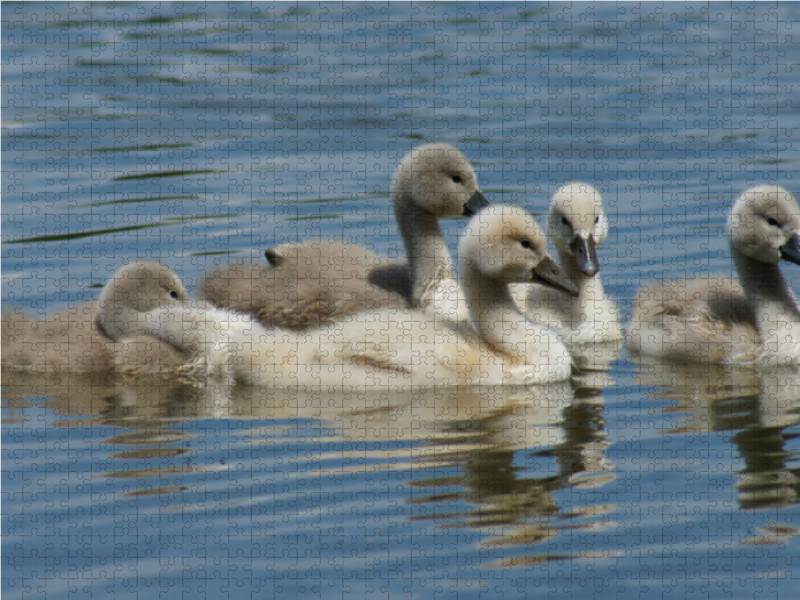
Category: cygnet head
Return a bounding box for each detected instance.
[547,183,609,277]
[459,205,579,295]
[392,143,490,218]
[96,261,190,340]
[728,185,800,266]
[264,242,298,267]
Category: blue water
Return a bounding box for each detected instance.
[3,3,800,599]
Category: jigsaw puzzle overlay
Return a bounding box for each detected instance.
[3,4,800,599]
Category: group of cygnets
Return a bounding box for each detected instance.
[4,143,800,387]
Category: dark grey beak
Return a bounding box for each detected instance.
[570,235,599,277]
[265,246,283,267]
[533,256,579,297]
[463,190,490,217]
[780,233,800,266]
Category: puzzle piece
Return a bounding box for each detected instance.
[4,4,800,600]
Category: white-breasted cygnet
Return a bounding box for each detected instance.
[512,183,622,343]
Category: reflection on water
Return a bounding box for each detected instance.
[632,356,800,536]
[3,372,617,565]
[6,352,800,593]
[568,340,622,374]
[417,391,617,567]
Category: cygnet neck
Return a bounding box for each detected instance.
[461,262,535,359]
[557,246,607,318]
[733,248,800,364]
[394,195,456,307]
[733,248,800,334]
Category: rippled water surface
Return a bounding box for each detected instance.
[3,3,800,599]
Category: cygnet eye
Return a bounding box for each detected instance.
[452,175,463,184]
[170,290,179,299]
[561,216,570,228]
[767,217,782,228]
[520,240,533,250]
[595,216,600,225]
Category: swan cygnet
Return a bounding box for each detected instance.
[511,183,622,343]
[142,206,578,387]
[93,261,267,380]
[198,142,489,328]
[0,262,194,375]
[627,185,800,364]
[307,205,580,386]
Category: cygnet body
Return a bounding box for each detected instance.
[94,261,241,378]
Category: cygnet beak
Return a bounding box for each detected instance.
[532,256,579,297]
[570,234,599,277]
[780,232,800,266]
[463,190,490,217]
